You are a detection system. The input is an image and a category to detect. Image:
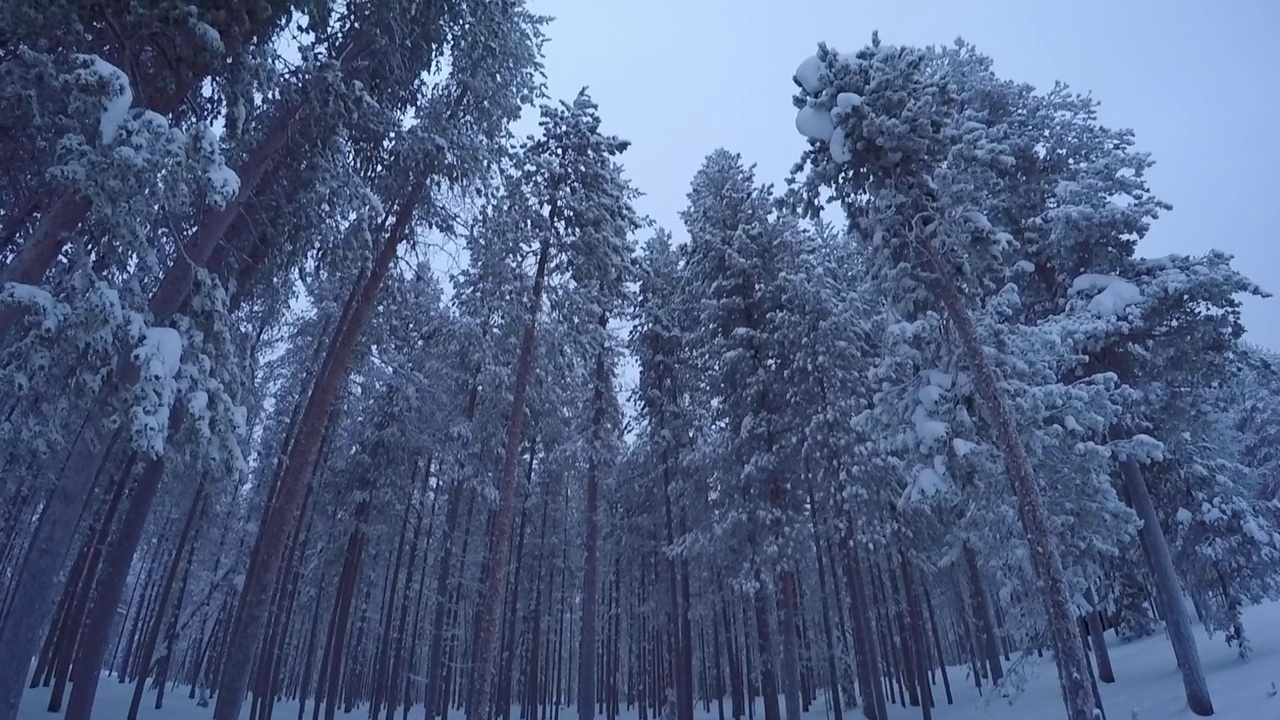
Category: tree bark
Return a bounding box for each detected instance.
[922,587,953,705]
[808,512,842,720]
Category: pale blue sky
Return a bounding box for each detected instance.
[525,0,1280,348]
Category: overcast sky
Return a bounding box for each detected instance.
[523,0,1280,349]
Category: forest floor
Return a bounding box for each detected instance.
[17,599,1280,720]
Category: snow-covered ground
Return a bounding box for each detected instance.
[19,600,1280,720]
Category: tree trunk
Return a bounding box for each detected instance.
[921,587,952,705]
[844,545,887,720]
[1119,457,1212,715]
[214,178,427,720]
[63,450,179,720]
[127,484,206,720]
[898,557,932,720]
[389,473,428,720]
[753,586,781,720]
[779,571,803,720]
[919,235,1100,720]
[722,602,745,720]
[808,512,842,720]
[471,225,554,720]
[962,546,1003,685]
[1083,588,1114,684]
[579,318,609,720]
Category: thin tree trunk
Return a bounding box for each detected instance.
[845,544,887,720]
[423,479,470,720]
[1083,588,1114,684]
[807,504,842,720]
[722,601,745,720]
[753,585,781,720]
[898,557,931,720]
[922,587,953,705]
[127,484,206,720]
[371,510,412,720]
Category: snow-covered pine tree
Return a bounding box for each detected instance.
[787,37,1102,720]
[471,89,640,720]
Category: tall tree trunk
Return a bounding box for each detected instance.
[371,509,412,720]
[472,225,554,720]
[722,601,745,720]
[1119,457,1212,715]
[323,500,372,720]
[578,319,608,720]
[500,479,531,720]
[64,451,182,720]
[390,471,428,720]
[42,454,132,708]
[678,562,695,720]
[214,177,427,720]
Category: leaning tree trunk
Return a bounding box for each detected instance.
[471,223,554,720]
[213,177,428,720]
[918,235,1099,720]
[1119,457,1213,715]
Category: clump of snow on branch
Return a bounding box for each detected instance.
[1071,273,1143,316]
[71,54,133,145]
[130,326,184,457]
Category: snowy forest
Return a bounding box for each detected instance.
[2,2,1279,720]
